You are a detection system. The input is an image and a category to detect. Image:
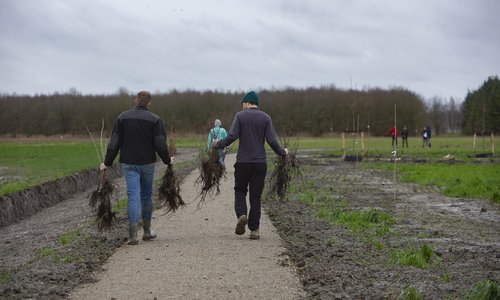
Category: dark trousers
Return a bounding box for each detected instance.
[234,162,267,231]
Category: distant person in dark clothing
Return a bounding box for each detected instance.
[422,127,429,148]
[215,91,288,240]
[389,127,398,147]
[100,91,173,245]
[401,126,409,148]
[426,126,432,148]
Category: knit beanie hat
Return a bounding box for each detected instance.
[241,91,259,105]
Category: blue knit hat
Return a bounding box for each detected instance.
[241,91,259,105]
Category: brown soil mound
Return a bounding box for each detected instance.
[0,166,122,228]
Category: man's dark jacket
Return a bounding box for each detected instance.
[104,106,170,166]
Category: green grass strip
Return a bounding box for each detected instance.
[390,244,436,269]
[400,285,423,300]
[0,141,99,195]
[464,279,499,300]
[368,162,500,204]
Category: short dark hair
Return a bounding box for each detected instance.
[137,91,152,106]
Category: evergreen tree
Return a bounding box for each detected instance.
[461,76,500,135]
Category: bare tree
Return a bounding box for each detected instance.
[428,97,446,135]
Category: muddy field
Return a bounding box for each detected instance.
[266,155,500,299]
[1,151,499,299]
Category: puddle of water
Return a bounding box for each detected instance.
[408,194,499,222]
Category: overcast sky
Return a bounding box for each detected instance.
[1,0,499,101]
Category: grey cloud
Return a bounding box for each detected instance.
[0,0,498,99]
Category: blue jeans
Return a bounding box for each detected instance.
[122,163,155,224]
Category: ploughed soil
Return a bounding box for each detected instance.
[1,150,499,299]
[266,154,500,299]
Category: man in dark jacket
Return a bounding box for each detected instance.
[100,91,172,245]
[215,91,288,240]
[426,126,432,148]
[401,126,409,148]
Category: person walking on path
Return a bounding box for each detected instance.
[401,126,409,148]
[100,91,172,245]
[207,119,228,167]
[214,91,288,240]
[426,125,432,148]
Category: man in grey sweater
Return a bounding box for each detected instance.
[215,91,288,239]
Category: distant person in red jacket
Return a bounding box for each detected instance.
[389,127,398,147]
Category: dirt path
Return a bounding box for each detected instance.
[69,154,305,299]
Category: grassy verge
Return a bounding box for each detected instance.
[0,141,99,195]
[0,138,201,195]
[366,162,500,204]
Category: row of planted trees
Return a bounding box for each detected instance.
[1,81,490,137]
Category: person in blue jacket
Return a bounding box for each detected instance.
[207,119,228,167]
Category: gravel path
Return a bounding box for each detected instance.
[70,154,305,299]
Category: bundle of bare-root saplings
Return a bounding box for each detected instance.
[87,124,116,231]
[267,140,301,201]
[158,164,185,215]
[196,148,225,207]
[89,170,116,230]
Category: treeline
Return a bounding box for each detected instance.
[0,85,464,137]
[461,76,500,135]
